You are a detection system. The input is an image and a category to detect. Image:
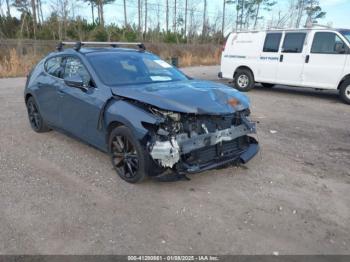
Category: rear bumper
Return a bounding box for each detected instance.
[177,137,259,174]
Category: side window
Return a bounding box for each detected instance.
[263,33,282,52]
[63,57,91,86]
[311,32,348,54]
[45,57,63,78]
[282,33,306,53]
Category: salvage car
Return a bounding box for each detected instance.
[24,42,259,183]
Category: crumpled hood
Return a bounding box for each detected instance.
[110,80,250,114]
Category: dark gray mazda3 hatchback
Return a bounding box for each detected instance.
[24,42,259,183]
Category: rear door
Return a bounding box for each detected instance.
[302,31,348,89]
[276,32,307,86]
[35,56,63,125]
[257,32,283,83]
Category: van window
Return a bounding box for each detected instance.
[282,33,306,53]
[263,33,282,52]
[311,32,347,54]
[339,30,350,43]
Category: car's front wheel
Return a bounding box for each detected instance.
[339,80,350,105]
[26,96,51,133]
[109,126,148,183]
[234,69,255,92]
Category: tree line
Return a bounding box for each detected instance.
[0,0,327,43]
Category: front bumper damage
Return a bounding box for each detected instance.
[149,115,259,174]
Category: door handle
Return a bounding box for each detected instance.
[305,55,310,63]
[280,54,284,62]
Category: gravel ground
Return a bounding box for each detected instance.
[0,66,349,255]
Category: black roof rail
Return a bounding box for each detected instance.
[56,41,146,52]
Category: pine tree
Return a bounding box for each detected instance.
[305,0,326,26]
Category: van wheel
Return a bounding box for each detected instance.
[339,80,350,104]
[261,83,274,88]
[234,69,255,92]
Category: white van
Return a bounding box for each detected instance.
[219,27,350,104]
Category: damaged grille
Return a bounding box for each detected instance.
[183,136,249,165]
[181,113,242,134]
[149,109,255,169]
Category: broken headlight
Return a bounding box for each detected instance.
[149,107,181,122]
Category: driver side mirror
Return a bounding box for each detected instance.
[64,75,88,91]
[335,42,348,54]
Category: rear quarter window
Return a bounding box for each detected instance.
[45,56,63,78]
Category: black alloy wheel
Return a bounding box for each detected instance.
[109,126,147,183]
[26,97,50,133]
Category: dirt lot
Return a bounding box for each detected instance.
[0,66,349,255]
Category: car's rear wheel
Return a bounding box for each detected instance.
[109,126,147,183]
[234,69,255,92]
[26,97,50,133]
[261,83,275,88]
[339,80,350,104]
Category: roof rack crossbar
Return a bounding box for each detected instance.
[57,41,146,52]
[231,27,336,33]
[305,22,332,29]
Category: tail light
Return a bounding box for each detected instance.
[222,41,227,52]
[25,68,33,88]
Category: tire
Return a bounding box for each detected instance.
[26,96,51,133]
[339,79,350,105]
[234,69,255,92]
[109,126,147,183]
[261,83,275,88]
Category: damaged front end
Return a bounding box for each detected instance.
[146,107,259,174]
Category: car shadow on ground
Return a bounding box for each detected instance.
[215,79,341,103]
[253,84,341,103]
[36,122,248,185]
[216,79,342,103]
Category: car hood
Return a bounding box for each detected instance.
[110,80,250,115]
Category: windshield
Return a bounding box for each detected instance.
[87,52,188,86]
[340,30,350,43]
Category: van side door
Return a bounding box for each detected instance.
[276,32,307,86]
[257,32,283,83]
[302,31,348,89]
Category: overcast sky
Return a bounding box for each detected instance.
[2,0,350,30]
[317,0,350,28]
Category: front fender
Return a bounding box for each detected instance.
[105,100,162,141]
